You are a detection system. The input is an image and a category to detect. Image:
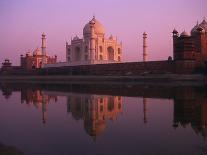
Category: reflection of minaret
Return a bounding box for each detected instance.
[41,33,46,64]
[42,95,48,124]
[143,32,147,62]
[143,97,147,123]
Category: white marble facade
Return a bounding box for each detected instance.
[66,16,122,65]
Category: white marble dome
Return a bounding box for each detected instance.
[83,17,105,36]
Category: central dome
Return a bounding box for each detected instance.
[83,17,105,36]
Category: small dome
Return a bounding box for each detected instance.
[73,36,79,40]
[109,35,115,40]
[83,16,105,36]
[199,19,207,32]
[26,51,32,56]
[191,22,199,35]
[191,19,207,35]
[33,48,42,55]
[172,29,178,34]
[42,32,46,36]
[143,32,147,35]
[197,26,205,33]
[180,31,190,37]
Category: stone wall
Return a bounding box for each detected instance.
[39,60,175,75]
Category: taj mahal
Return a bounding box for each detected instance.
[45,16,122,68]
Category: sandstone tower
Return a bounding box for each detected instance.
[143,32,147,62]
[41,33,47,64]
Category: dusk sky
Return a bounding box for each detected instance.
[0,0,206,65]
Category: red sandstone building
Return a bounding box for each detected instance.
[20,33,57,70]
[20,48,57,70]
[173,18,207,73]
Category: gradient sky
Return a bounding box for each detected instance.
[0,0,206,65]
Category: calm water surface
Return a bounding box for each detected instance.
[0,83,207,155]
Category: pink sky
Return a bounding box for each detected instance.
[0,0,206,65]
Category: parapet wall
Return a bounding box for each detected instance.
[39,61,175,75]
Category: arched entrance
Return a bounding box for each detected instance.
[107,47,114,60]
[75,47,81,61]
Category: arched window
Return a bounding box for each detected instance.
[108,97,114,111]
[75,47,81,61]
[99,46,103,53]
[118,48,121,54]
[118,56,121,61]
[85,46,88,53]
[85,55,88,60]
[107,47,114,60]
[99,55,103,60]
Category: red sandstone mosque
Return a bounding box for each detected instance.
[173,18,207,73]
[20,33,57,70]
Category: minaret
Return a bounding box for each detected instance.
[143,32,147,62]
[172,29,179,60]
[41,33,47,64]
[89,17,96,63]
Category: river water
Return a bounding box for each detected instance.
[0,83,207,155]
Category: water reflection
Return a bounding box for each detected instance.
[1,84,123,139]
[173,87,207,138]
[0,83,207,154]
[67,94,122,139]
[21,89,57,124]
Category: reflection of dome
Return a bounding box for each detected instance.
[180,31,190,37]
[33,48,42,55]
[83,16,105,36]
[84,120,106,138]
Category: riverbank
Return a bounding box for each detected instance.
[0,74,206,85]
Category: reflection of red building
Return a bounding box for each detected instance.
[21,89,57,124]
[173,87,207,137]
[20,33,57,70]
[67,94,122,139]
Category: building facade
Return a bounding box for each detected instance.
[173,18,207,73]
[66,16,122,65]
[20,33,57,70]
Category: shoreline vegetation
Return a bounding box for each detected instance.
[0,74,206,85]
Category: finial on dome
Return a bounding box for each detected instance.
[93,13,95,20]
[42,32,46,36]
